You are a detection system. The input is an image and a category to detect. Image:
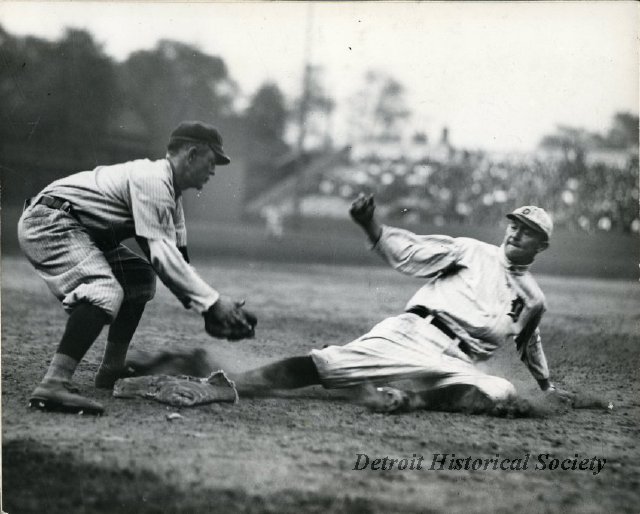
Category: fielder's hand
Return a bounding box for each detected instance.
[203,296,257,341]
[349,193,376,226]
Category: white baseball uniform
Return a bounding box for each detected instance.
[310,225,550,400]
[17,158,219,321]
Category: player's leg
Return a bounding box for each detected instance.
[308,314,453,390]
[30,302,112,413]
[95,246,157,388]
[231,356,321,393]
[125,347,214,377]
[232,314,454,404]
[18,207,124,414]
[389,373,517,414]
[305,314,518,414]
[120,350,322,392]
[94,301,147,388]
[121,349,322,392]
[226,316,416,395]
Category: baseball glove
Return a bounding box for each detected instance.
[203,297,257,341]
[113,371,238,407]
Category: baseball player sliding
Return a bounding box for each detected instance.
[18,121,257,415]
[225,193,572,413]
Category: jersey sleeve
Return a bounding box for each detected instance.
[129,169,179,242]
[514,310,550,381]
[147,238,219,314]
[174,196,188,247]
[373,225,462,278]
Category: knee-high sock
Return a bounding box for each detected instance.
[100,301,146,369]
[44,302,110,382]
[234,356,320,391]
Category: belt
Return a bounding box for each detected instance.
[406,305,473,357]
[26,195,74,214]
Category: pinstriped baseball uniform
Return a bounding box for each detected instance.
[18,158,219,321]
[310,225,550,400]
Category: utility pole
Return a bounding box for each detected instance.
[291,3,314,229]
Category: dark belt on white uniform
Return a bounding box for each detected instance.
[24,195,120,251]
[25,194,74,214]
[406,305,473,358]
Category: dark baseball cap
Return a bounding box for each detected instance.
[169,121,231,165]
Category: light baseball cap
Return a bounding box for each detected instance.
[506,206,553,241]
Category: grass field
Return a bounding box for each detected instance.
[2,255,640,513]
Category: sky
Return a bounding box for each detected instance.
[1,1,638,152]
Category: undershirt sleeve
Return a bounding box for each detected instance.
[147,238,219,314]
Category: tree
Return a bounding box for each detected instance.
[51,29,118,144]
[119,40,238,154]
[293,64,335,151]
[539,112,639,160]
[1,26,120,200]
[606,112,639,149]
[0,24,31,137]
[539,125,594,167]
[0,27,116,145]
[373,75,410,140]
[242,82,291,202]
[347,70,410,145]
[245,82,288,142]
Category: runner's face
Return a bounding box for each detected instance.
[503,220,548,264]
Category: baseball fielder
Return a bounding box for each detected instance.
[225,193,572,412]
[18,121,257,415]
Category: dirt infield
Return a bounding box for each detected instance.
[2,256,640,513]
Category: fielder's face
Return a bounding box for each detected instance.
[502,220,549,264]
[183,146,217,191]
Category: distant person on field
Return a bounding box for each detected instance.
[261,205,284,240]
[18,121,257,415]
[223,193,572,413]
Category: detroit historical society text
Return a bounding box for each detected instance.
[353,453,606,476]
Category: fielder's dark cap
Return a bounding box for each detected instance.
[169,121,231,165]
[506,205,553,240]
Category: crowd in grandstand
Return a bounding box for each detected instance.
[306,141,639,234]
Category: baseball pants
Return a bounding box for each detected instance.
[310,313,516,401]
[18,203,156,321]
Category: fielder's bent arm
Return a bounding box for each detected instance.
[142,237,220,313]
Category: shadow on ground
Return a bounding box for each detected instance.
[3,439,419,514]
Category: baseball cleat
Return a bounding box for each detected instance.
[29,379,104,415]
[367,387,411,414]
[94,365,138,389]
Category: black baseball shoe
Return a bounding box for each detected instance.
[94,365,138,389]
[366,386,412,414]
[29,379,104,415]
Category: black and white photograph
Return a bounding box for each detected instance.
[1,1,638,512]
